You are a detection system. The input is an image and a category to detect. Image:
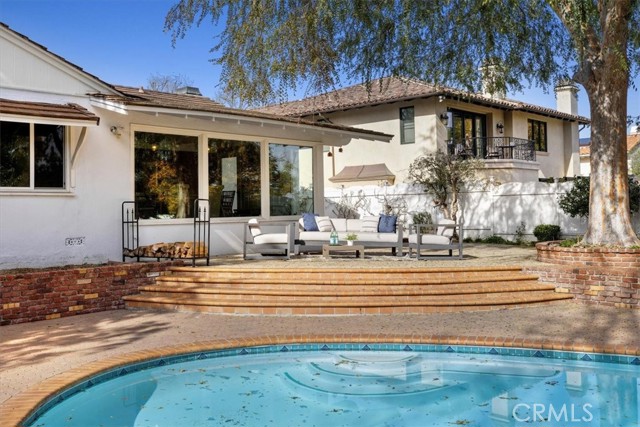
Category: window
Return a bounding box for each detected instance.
[0,121,65,189]
[269,143,313,216]
[400,107,415,144]
[208,138,261,217]
[528,119,547,152]
[134,131,198,219]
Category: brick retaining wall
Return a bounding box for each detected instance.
[0,261,183,325]
[531,243,640,308]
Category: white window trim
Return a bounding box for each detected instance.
[0,121,71,194]
[131,124,320,222]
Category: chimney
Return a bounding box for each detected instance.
[480,63,506,99]
[554,81,579,115]
[175,86,202,96]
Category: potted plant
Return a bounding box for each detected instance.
[345,233,358,246]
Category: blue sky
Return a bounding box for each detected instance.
[1,0,639,135]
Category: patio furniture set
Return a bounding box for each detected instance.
[243,214,463,260]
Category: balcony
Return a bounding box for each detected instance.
[446,137,537,162]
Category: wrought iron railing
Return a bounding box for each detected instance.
[446,137,536,161]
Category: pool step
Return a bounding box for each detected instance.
[124,266,572,315]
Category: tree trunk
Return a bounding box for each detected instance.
[578,0,640,246]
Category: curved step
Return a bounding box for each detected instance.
[137,281,558,297]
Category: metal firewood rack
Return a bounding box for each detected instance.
[122,199,210,266]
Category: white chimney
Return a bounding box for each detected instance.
[480,64,506,99]
[555,81,579,115]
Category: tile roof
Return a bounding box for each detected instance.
[92,86,391,139]
[257,77,590,124]
[629,133,640,152]
[579,132,640,157]
[0,98,100,124]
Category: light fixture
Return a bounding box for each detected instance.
[338,147,343,153]
[496,121,505,134]
[439,112,449,125]
[327,150,333,157]
[110,125,123,137]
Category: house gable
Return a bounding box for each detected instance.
[0,23,117,98]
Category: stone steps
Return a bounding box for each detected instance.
[123,266,572,315]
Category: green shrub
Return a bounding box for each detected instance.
[559,238,578,247]
[482,235,509,244]
[463,237,474,243]
[412,211,433,225]
[533,224,562,242]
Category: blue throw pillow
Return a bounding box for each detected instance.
[302,213,319,231]
[378,214,397,233]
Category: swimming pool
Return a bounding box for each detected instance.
[26,343,640,426]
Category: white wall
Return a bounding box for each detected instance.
[324,182,640,241]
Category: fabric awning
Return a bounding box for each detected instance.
[329,163,396,183]
[0,98,100,126]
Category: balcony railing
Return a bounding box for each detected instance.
[446,137,536,162]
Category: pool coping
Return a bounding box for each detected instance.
[3,334,640,427]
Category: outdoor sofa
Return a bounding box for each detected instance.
[296,214,403,255]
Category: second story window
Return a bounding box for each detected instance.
[400,107,415,144]
[528,119,547,152]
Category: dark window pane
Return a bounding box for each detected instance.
[134,131,198,219]
[400,107,415,144]
[0,121,30,187]
[269,144,313,216]
[208,138,261,217]
[34,124,65,188]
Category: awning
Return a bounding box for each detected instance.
[0,98,100,126]
[329,163,396,184]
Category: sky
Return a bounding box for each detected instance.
[1,0,639,137]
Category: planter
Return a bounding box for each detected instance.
[531,242,640,309]
[347,241,354,246]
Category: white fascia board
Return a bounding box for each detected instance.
[106,103,391,144]
[90,98,129,115]
[0,113,99,127]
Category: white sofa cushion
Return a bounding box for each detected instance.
[315,216,333,232]
[360,216,379,232]
[248,218,262,237]
[330,218,348,232]
[357,232,399,243]
[253,233,290,245]
[437,219,456,237]
[408,234,451,245]
[299,231,333,241]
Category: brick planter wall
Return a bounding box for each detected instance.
[530,242,640,308]
[0,261,183,325]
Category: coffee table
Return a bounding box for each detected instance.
[322,244,365,258]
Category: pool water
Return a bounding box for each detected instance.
[29,349,639,427]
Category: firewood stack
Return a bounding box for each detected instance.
[123,241,208,259]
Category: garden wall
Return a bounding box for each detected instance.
[0,261,183,325]
[324,181,640,241]
[525,243,640,308]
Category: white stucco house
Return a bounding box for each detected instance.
[0,23,391,269]
[258,77,590,187]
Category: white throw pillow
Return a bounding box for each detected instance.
[315,216,334,232]
[360,216,379,232]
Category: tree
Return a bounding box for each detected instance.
[408,151,484,224]
[559,176,640,218]
[631,151,640,176]
[147,73,193,93]
[166,0,640,246]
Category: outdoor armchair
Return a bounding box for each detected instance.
[408,219,463,260]
[243,218,296,259]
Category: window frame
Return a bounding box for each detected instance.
[528,119,548,152]
[0,120,69,192]
[131,124,318,222]
[399,106,415,145]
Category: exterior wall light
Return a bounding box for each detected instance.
[496,122,505,134]
[439,113,449,125]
